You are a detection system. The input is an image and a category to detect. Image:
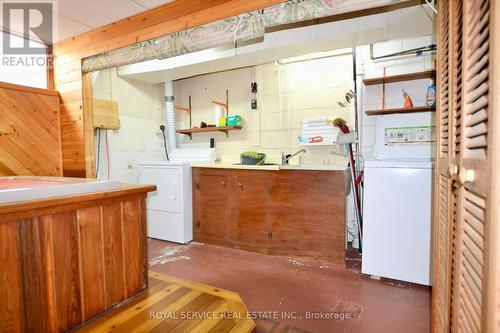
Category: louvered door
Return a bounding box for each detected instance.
[433,0,500,332]
[432,0,454,331]
[451,0,498,332]
[448,0,464,331]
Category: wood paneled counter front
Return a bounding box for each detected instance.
[192,167,348,266]
[0,180,156,333]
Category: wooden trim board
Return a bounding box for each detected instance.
[93,99,120,129]
[0,81,59,96]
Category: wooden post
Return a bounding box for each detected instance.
[82,72,96,178]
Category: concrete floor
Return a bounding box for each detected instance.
[148,239,431,333]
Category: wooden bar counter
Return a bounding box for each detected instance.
[0,178,155,333]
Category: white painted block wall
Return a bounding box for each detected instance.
[173,51,355,166]
[93,68,166,183]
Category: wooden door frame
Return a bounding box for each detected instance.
[82,72,95,178]
[484,1,500,330]
[432,0,453,331]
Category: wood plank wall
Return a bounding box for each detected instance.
[52,0,285,177]
[0,193,148,332]
[0,82,62,176]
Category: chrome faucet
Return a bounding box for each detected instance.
[282,148,306,165]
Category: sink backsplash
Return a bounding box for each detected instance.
[300,147,348,166]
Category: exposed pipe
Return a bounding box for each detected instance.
[164,81,176,153]
[424,0,437,14]
[276,61,284,155]
[369,44,436,61]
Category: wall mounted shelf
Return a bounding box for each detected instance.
[177,126,242,139]
[174,106,191,113]
[362,69,436,86]
[365,106,435,116]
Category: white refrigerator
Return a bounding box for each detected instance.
[362,112,434,286]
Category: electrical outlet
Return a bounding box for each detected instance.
[251,99,257,109]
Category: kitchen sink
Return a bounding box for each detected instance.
[233,163,279,166]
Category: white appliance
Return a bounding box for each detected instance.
[362,112,434,285]
[138,148,216,243]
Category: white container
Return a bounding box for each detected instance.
[214,105,225,127]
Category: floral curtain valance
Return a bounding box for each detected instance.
[82,12,264,72]
[82,0,395,73]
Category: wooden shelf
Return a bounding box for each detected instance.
[174,105,191,113]
[365,106,435,116]
[212,100,228,109]
[177,126,242,139]
[363,69,436,86]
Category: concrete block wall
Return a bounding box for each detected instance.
[173,49,354,166]
[93,68,166,183]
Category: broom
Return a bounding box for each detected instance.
[333,118,363,250]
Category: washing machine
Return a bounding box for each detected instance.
[362,112,435,285]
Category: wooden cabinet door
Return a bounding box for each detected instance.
[269,171,346,264]
[233,174,273,249]
[193,172,234,243]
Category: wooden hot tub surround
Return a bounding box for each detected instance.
[0,182,155,333]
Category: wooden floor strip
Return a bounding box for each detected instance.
[78,283,182,332]
[75,282,171,332]
[109,287,193,333]
[75,272,255,333]
[188,300,231,333]
[149,293,221,332]
[131,290,203,332]
[149,272,244,302]
[170,298,227,333]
